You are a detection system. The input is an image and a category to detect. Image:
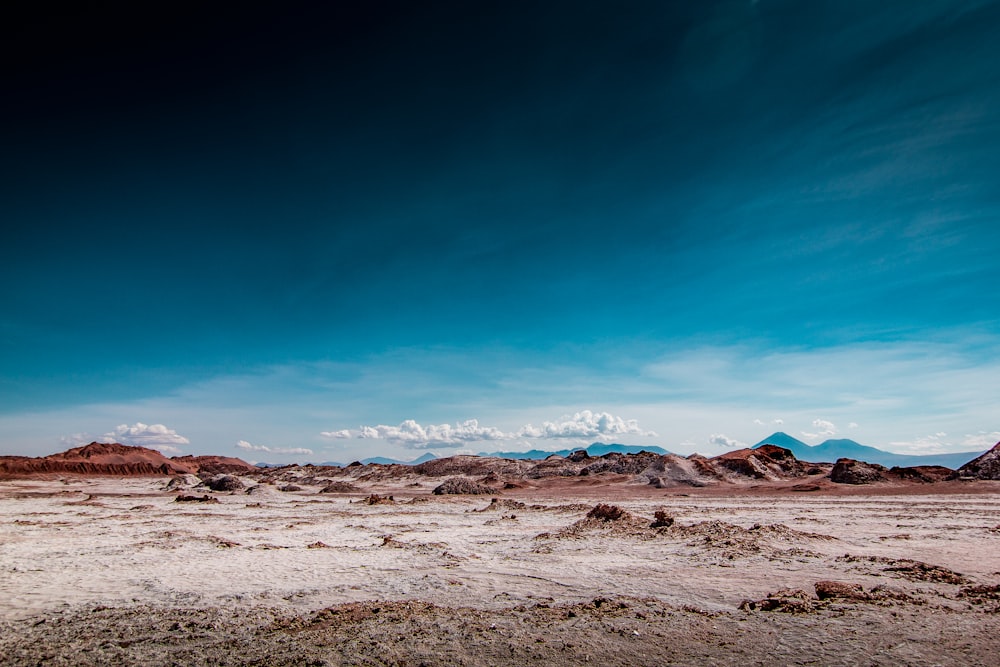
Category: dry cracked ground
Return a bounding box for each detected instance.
[1,477,999,666]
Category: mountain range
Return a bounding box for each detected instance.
[751,432,986,470]
[262,435,986,470]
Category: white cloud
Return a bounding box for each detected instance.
[801,419,838,441]
[708,433,746,449]
[322,410,655,449]
[848,422,859,429]
[154,445,184,455]
[349,419,509,449]
[518,410,656,441]
[101,422,190,449]
[962,431,1000,449]
[753,418,784,426]
[235,440,313,456]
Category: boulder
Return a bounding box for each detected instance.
[830,458,887,484]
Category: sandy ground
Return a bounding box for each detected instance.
[1,476,998,665]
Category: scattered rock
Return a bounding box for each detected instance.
[279,484,303,492]
[307,541,331,549]
[365,494,395,505]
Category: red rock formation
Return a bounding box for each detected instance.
[0,442,253,479]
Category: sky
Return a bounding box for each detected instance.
[2,1,999,462]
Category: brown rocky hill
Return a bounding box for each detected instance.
[0,442,254,478]
[955,442,1000,480]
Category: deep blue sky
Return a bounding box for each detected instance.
[2,1,999,460]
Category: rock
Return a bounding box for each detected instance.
[954,442,1000,480]
[174,494,219,503]
[830,458,888,484]
[815,581,869,601]
[650,510,674,528]
[739,589,815,613]
[319,482,360,493]
[432,477,497,495]
[164,474,201,490]
[204,474,245,492]
[587,504,626,522]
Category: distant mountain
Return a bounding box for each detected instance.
[284,452,441,468]
[479,442,670,460]
[752,432,986,469]
[360,452,439,466]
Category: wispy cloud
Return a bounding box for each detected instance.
[708,433,746,449]
[801,419,838,441]
[235,440,313,456]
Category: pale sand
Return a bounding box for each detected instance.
[1,476,998,665]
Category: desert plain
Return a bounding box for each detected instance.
[2,455,999,666]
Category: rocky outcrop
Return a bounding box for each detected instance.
[0,443,255,479]
[830,458,888,484]
[171,455,257,476]
[711,445,809,480]
[432,477,497,495]
[1,442,194,477]
[888,465,954,483]
[954,442,1000,480]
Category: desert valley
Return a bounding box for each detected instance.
[1,440,999,665]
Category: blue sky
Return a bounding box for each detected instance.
[2,1,999,461]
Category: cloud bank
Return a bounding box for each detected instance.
[322,410,655,449]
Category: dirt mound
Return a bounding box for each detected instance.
[955,442,1000,480]
[556,504,651,537]
[432,477,497,495]
[474,498,528,512]
[830,458,888,484]
[837,555,967,584]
